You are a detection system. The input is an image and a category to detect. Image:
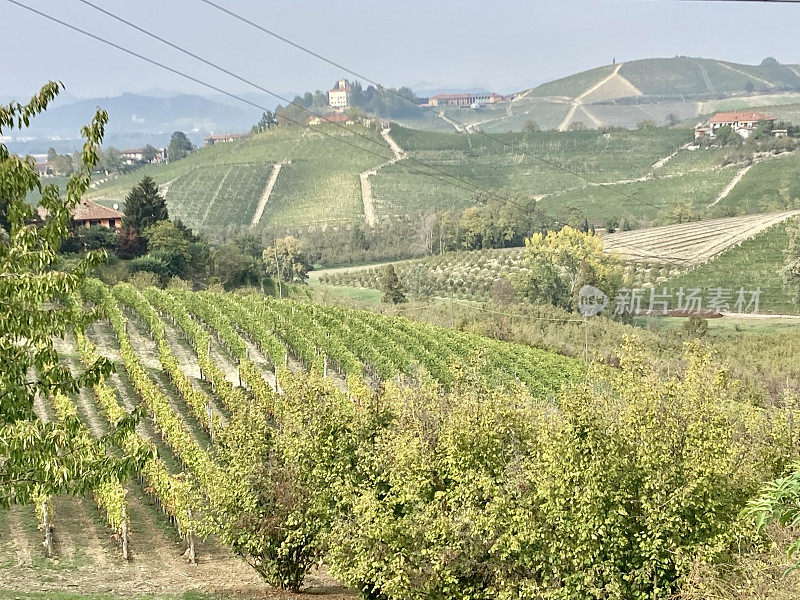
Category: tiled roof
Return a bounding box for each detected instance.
[710,111,774,123]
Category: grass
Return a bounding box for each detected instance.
[87,124,387,230]
[634,314,800,336]
[538,167,736,223]
[528,64,616,99]
[719,152,800,214]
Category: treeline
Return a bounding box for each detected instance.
[275,79,422,125]
[62,176,310,292]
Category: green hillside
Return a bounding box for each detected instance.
[371,126,692,218]
[664,219,797,314]
[87,124,388,231]
[526,57,800,100]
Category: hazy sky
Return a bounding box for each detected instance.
[2,0,800,101]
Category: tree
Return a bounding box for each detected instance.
[637,119,658,130]
[102,147,123,173]
[122,176,168,234]
[251,111,277,134]
[523,120,541,133]
[116,227,147,259]
[665,113,679,127]
[263,236,310,285]
[212,243,262,289]
[143,220,191,278]
[513,226,623,312]
[167,131,192,162]
[381,264,406,303]
[141,144,158,163]
[46,147,57,163]
[0,82,142,507]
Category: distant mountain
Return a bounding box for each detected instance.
[3,92,261,153]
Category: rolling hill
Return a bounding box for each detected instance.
[401,56,800,134]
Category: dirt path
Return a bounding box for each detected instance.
[251,162,284,226]
[436,111,465,132]
[558,63,623,131]
[359,127,407,227]
[650,143,693,171]
[716,61,774,88]
[708,164,753,207]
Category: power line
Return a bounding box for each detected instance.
[197,0,673,215]
[7,0,693,265]
[6,0,491,202]
[72,0,515,203]
[71,0,686,262]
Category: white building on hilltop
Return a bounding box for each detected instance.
[328,79,352,108]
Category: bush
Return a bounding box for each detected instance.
[320,344,790,600]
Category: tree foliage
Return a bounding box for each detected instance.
[0,83,140,506]
[122,176,168,234]
[167,130,192,162]
[514,226,624,312]
[381,263,406,303]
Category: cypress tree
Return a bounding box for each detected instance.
[381,264,407,304]
[122,176,168,233]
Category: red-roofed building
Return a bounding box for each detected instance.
[696,111,775,139]
[37,199,124,230]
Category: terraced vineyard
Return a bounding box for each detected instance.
[0,282,582,596]
[602,210,800,263]
[371,127,692,219]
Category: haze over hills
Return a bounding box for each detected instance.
[3,92,262,154]
[8,55,800,154]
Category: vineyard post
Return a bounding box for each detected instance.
[207,401,214,445]
[121,505,130,560]
[42,499,53,558]
[187,508,197,564]
[584,314,589,362]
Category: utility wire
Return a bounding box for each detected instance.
[71,0,514,202]
[73,0,689,262]
[7,0,692,264]
[6,0,490,202]
[198,0,671,215]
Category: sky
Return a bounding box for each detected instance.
[2,0,800,102]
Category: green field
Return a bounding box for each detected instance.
[717,152,800,215]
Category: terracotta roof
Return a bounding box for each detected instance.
[322,113,349,123]
[430,93,471,100]
[72,200,124,221]
[38,199,123,222]
[710,111,774,124]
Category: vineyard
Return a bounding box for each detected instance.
[0,282,582,596]
[319,213,800,310]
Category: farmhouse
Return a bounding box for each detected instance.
[695,111,775,139]
[203,133,249,147]
[428,92,505,107]
[37,199,124,230]
[308,113,354,125]
[121,147,166,165]
[328,79,352,108]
